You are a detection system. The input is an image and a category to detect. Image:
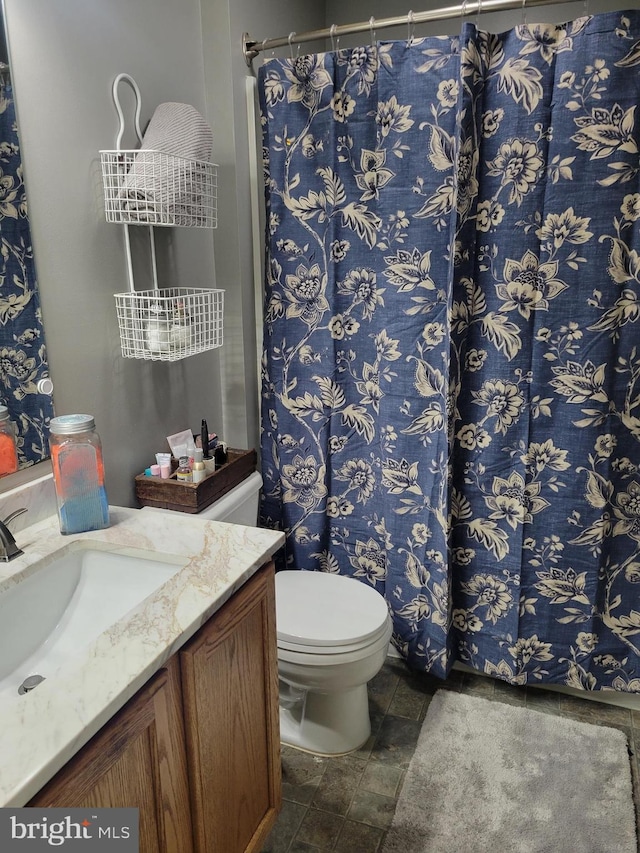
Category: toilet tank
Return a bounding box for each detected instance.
[197,471,262,525]
[141,471,263,526]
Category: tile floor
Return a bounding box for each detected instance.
[262,656,640,853]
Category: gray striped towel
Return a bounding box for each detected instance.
[120,102,213,225]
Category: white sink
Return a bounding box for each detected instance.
[0,542,186,697]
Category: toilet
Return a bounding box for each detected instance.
[275,568,392,755]
[143,471,393,755]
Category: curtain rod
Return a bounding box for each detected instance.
[242,0,576,66]
[243,0,578,65]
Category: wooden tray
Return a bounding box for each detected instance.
[135,448,257,514]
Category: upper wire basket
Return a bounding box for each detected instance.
[99,73,217,228]
[100,149,217,228]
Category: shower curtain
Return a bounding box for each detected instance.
[0,78,54,467]
[258,8,640,693]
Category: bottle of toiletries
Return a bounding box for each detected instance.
[49,414,110,534]
[0,405,18,476]
[176,455,193,482]
[169,299,191,351]
[145,302,171,355]
[192,447,206,484]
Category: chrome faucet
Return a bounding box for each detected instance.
[0,507,27,562]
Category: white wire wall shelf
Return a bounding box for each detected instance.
[104,73,223,362]
[115,287,224,362]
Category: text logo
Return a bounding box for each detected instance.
[0,808,138,850]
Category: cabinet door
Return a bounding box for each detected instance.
[29,655,193,853]
[180,562,281,853]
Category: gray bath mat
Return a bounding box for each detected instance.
[382,690,637,853]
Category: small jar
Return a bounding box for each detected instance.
[49,414,110,534]
[176,455,192,482]
[0,405,18,476]
[145,302,171,355]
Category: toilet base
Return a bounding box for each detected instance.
[279,683,371,756]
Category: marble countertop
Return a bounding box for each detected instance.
[0,506,285,807]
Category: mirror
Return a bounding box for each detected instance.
[0,6,55,475]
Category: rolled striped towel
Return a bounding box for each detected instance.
[119,102,213,225]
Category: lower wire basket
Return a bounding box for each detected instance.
[114,287,224,362]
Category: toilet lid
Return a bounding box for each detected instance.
[275,570,390,649]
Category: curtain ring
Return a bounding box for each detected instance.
[330,23,337,52]
[369,16,376,47]
[288,31,296,61]
[476,0,483,28]
[407,10,415,45]
[583,0,590,14]
[461,0,468,20]
[521,0,527,25]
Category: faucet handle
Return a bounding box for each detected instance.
[0,507,27,562]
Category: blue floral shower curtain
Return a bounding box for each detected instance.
[258,9,640,694]
[0,78,54,469]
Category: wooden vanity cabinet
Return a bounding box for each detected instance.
[28,562,281,853]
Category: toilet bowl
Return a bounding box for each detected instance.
[142,471,393,755]
[276,569,392,755]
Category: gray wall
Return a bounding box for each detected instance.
[1,0,323,508]
[2,0,637,507]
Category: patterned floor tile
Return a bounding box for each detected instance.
[346,789,397,829]
[311,755,366,815]
[388,677,431,720]
[293,808,344,849]
[281,747,328,805]
[333,819,386,853]
[461,670,496,697]
[359,761,404,798]
[368,714,422,768]
[558,694,632,727]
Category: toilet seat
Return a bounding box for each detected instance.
[275,570,390,654]
[278,617,393,666]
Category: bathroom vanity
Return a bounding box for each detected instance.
[0,504,285,853]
